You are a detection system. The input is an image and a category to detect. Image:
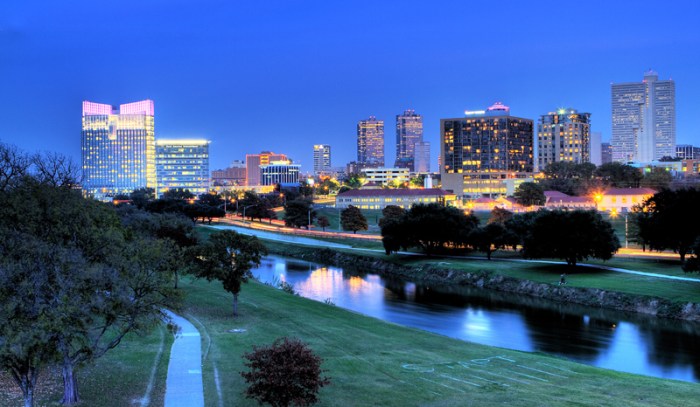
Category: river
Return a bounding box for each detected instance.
[252,255,700,383]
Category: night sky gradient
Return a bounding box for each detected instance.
[1,1,699,172]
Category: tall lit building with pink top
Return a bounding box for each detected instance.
[81,100,156,198]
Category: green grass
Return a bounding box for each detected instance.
[313,207,383,234]
[0,326,172,406]
[182,276,698,407]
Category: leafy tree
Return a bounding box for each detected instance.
[682,238,700,272]
[640,167,673,190]
[198,192,224,207]
[469,223,508,260]
[315,178,340,195]
[195,230,267,316]
[539,162,597,195]
[317,216,330,231]
[634,188,700,261]
[285,199,315,229]
[503,211,538,250]
[241,337,330,407]
[523,209,620,266]
[514,182,545,207]
[595,162,642,188]
[340,205,368,234]
[409,174,426,188]
[488,207,513,224]
[162,188,195,200]
[380,203,479,255]
[378,205,406,229]
[342,173,364,189]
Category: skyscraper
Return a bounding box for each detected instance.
[395,109,423,170]
[81,100,155,199]
[245,151,288,186]
[414,141,431,173]
[601,142,613,164]
[441,103,534,198]
[313,144,331,174]
[260,161,300,186]
[611,70,675,162]
[357,116,384,168]
[590,131,602,166]
[155,139,210,197]
[537,108,591,170]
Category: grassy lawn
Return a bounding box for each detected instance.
[0,326,172,406]
[182,277,698,407]
[313,207,383,234]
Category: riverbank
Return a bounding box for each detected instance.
[183,275,698,406]
[263,240,700,321]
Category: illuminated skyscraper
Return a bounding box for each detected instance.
[155,139,210,197]
[537,108,591,170]
[357,116,384,168]
[313,144,331,174]
[260,161,301,186]
[81,100,155,199]
[414,141,431,173]
[611,70,675,162]
[395,110,423,170]
[441,102,534,198]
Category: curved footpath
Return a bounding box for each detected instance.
[163,311,204,407]
[210,225,700,283]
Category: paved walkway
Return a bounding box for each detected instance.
[211,224,700,283]
[164,311,204,407]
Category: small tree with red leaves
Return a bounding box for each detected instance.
[241,337,330,407]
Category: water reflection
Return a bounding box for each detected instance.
[253,255,700,383]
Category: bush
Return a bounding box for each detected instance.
[241,337,330,407]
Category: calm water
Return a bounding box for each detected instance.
[253,255,700,383]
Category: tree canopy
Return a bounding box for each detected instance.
[523,209,620,266]
[284,199,315,229]
[514,182,546,207]
[340,205,368,234]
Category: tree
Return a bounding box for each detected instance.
[0,142,31,192]
[503,211,538,250]
[340,205,367,234]
[634,188,700,262]
[0,177,179,405]
[317,216,330,231]
[682,238,700,272]
[31,152,81,188]
[595,162,642,188]
[285,199,315,229]
[640,167,673,190]
[162,188,195,200]
[241,337,330,407]
[514,182,545,207]
[539,162,597,195]
[488,207,513,224]
[523,210,620,266]
[195,230,267,316]
[469,223,508,260]
[378,205,406,229]
[198,192,224,207]
[130,187,155,209]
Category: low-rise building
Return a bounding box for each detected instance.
[335,188,456,210]
[544,191,596,210]
[595,188,656,213]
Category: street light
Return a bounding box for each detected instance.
[243,204,257,223]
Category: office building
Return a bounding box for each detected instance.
[336,188,456,210]
[676,144,700,160]
[537,108,591,170]
[363,167,410,186]
[395,109,423,170]
[414,141,431,173]
[590,132,602,166]
[155,139,210,197]
[313,144,331,174]
[441,102,534,198]
[212,160,246,187]
[357,116,384,167]
[611,70,675,162]
[81,100,155,199]
[260,161,300,186]
[602,142,613,164]
[246,151,288,186]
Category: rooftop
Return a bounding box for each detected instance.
[337,188,451,198]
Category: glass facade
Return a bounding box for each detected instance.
[260,162,300,186]
[155,139,210,197]
[395,109,423,170]
[313,144,331,174]
[357,116,384,167]
[537,108,591,170]
[81,100,155,199]
[414,141,431,173]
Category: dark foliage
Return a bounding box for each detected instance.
[285,199,315,229]
[513,182,545,207]
[340,205,367,234]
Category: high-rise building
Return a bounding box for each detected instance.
[589,132,602,166]
[246,151,288,186]
[414,141,431,173]
[260,161,300,186]
[441,102,534,198]
[357,116,384,168]
[601,142,613,164]
[313,144,331,174]
[212,160,246,187]
[81,100,155,199]
[155,139,210,197]
[395,109,423,170]
[537,108,591,170]
[611,70,676,162]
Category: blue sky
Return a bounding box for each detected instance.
[1,0,699,172]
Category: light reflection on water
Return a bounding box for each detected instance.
[253,255,700,383]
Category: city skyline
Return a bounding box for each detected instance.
[1,1,699,172]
